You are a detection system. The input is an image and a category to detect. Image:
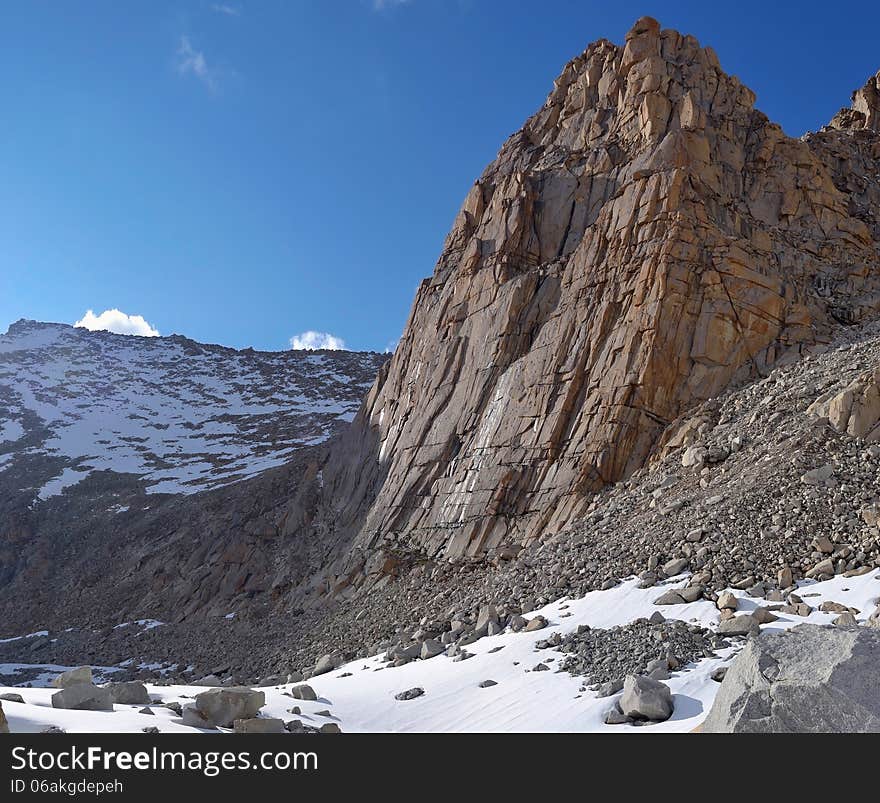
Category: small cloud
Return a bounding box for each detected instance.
[384,338,399,353]
[175,35,217,92]
[74,309,160,337]
[211,3,240,15]
[373,0,411,10]
[290,331,346,351]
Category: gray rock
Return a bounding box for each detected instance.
[702,624,880,732]
[0,693,24,704]
[0,702,7,734]
[142,726,160,734]
[106,681,151,705]
[192,687,265,728]
[319,723,342,733]
[603,705,631,725]
[751,607,779,625]
[420,639,444,659]
[313,653,342,676]
[181,705,215,729]
[478,679,497,688]
[508,614,527,632]
[678,585,704,603]
[717,614,760,637]
[51,684,113,712]
[139,707,154,715]
[523,615,547,632]
[164,701,182,716]
[193,674,223,687]
[476,604,499,633]
[619,675,673,722]
[289,684,318,701]
[233,717,285,734]
[394,687,424,701]
[653,589,686,605]
[716,591,738,611]
[52,666,92,688]
[596,679,624,698]
[662,557,689,577]
[833,612,858,627]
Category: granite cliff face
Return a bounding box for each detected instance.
[318,17,880,592]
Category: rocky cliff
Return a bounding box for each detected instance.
[317,17,880,594]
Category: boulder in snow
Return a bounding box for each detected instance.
[51,684,113,712]
[289,684,317,701]
[106,681,151,705]
[234,717,285,734]
[191,687,265,728]
[702,624,880,732]
[619,675,673,722]
[52,666,92,688]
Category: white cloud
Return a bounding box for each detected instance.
[175,36,217,92]
[74,309,160,337]
[211,3,240,15]
[290,331,346,351]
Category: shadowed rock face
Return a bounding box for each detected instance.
[320,16,880,584]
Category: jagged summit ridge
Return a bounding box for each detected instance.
[318,17,880,586]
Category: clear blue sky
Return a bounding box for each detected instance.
[1,1,876,352]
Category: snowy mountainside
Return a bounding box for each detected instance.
[0,319,387,499]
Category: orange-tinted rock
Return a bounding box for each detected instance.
[318,20,880,582]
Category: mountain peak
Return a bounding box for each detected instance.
[829,68,880,132]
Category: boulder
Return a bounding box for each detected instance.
[702,624,880,732]
[0,702,8,734]
[106,681,151,705]
[0,693,24,704]
[420,639,444,659]
[717,614,760,637]
[313,654,342,676]
[654,589,686,605]
[619,675,673,722]
[51,684,113,712]
[716,591,738,611]
[192,687,265,728]
[181,705,215,730]
[475,604,499,634]
[523,615,547,632]
[289,684,317,701]
[319,723,342,734]
[52,666,92,688]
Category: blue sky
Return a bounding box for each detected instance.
[1,1,877,352]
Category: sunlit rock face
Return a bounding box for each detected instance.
[321,16,880,580]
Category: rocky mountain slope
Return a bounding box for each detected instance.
[316,17,880,604]
[0,320,386,630]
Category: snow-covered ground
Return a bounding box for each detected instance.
[3,570,878,733]
[0,320,385,497]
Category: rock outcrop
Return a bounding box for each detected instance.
[318,16,880,594]
[829,69,880,133]
[702,624,880,732]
